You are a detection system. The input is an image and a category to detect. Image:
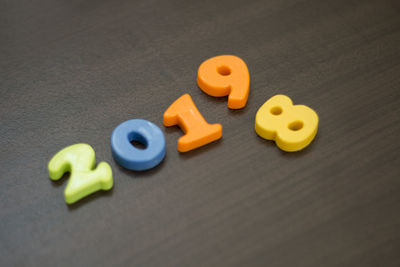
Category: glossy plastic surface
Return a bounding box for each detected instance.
[48,143,113,204]
[197,55,250,109]
[255,95,318,152]
[163,94,222,152]
[111,119,166,170]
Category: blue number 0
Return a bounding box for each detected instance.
[111,119,166,171]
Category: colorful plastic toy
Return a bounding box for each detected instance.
[111,119,166,170]
[255,95,318,152]
[47,55,322,206]
[197,55,250,109]
[48,143,113,204]
[163,94,222,152]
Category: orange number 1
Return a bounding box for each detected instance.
[163,94,222,152]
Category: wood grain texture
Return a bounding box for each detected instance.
[1,0,400,266]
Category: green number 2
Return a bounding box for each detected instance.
[48,144,113,204]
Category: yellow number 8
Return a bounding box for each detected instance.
[255,95,318,152]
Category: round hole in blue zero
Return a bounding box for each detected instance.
[111,119,166,171]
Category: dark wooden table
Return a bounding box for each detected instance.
[1,0,399,266]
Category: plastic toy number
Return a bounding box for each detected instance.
[111,119,166,171]
[163,94,222,152]
[255,95,318,152]
[197,55,250,109]
[46,55,321,206]
[48,144,113,204]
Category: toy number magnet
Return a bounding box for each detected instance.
[197,55,250,109]
[164,94,222,152]
[48,144,113,204]
[111,119,166,171]
[255,95,318,152]
[46,55,322,207]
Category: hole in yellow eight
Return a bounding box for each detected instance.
[270,106,283,115]
[288,121,304,131]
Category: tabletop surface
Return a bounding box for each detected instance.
[1,0,399,266]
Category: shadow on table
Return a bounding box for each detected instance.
[49,174,115,211]
[253,130,320,158]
